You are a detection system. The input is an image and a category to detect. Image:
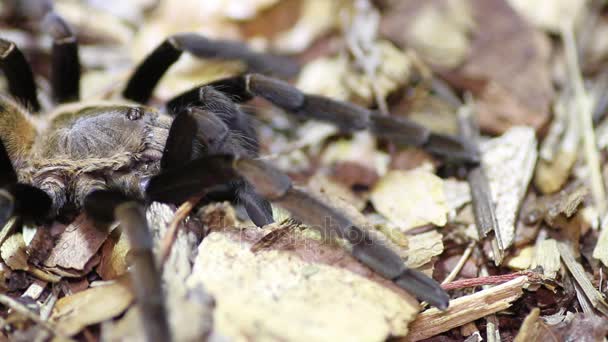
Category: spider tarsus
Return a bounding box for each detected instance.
[395,269,450,310]
[237,183,275,227]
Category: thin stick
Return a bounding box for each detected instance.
[442,241,476,284]
[561,22,606,214]
[159,193,204,264]
[441,271,539,291]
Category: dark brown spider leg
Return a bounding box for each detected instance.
[146,155,449,309]
[245,74,479,164]
[123,33,299,104]
[161,98,272,226]
[83,190,171,342]
[0,140,51,225]
[0,38,40,111]
[43,12,80,103]
[167,75,252,113]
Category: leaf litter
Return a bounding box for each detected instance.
[3,0,608,341]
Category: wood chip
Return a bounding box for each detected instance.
[407,276,528,341]
[558,242,608,316]
[188,228,419,340]
[481,126,538,257]
[1,233,29,271]
[532,238,561,279]
[96,230,130,280]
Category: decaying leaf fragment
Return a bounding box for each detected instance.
[44,214,113,271]
[480,126,537,254]
[403,230,444,269]
[371,169,448,231]
[50,279,134,336]
[187,228,420,341]
[523,183,588,226]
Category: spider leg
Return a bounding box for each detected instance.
[83,190,171,342]
[0,38,40,111]
[43,12,80,103]
[160,103,272,226]
[146,155,449,309]
[170,74,479,164]
[0,140,51,226]
[123,33,299,104]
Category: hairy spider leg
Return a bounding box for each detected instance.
[43,11,80,103]
[146,155,450,310]
[0,139,51,227]
[0,38,40,111]
[161,105,273,226]
[84,190,170,342]
[170,74,480,165]
[122,33,299,104]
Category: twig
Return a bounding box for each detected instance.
[441,271,539,291]
[457,96,502,264]
[441,241,475,284]
[407,276,528,341]
[159,193,204,264]
[561,22,606,214]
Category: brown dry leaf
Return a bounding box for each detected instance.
[96,230,131,280]
[371,169,447,232]
[548,313,608,341]
[50,279,134,336]
[382,0,553,134]
[187,228,419,340]
[523,184,587,226]
[43,214,112,271]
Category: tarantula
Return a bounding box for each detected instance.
[0,8,479,339]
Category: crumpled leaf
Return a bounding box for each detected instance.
[50,279,134,336]
[371,169,448,231]
[187,228,419,341]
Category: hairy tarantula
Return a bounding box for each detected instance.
[1,8,479,338]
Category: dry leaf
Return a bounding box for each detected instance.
[404,230,444,269]
[0,234,28,271]
[50,279,134,336]
[44,214,112,271]
[507,0,587,33]
[187,228,419,341]
[97,230,131,280]
[371,169,447,231]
